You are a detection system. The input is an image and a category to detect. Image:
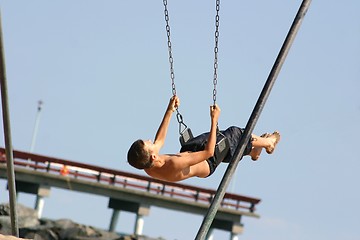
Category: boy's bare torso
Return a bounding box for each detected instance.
[144,152,210,182]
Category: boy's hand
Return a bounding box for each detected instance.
[168,95,180,112]
[210,104,220,122]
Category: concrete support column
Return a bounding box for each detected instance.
[34,196,45,218]
[205,228,214,240]
[210,218,243,240]
[134,214,144,235]
[230,222,243,239]
[107,198,150,235]
[109,209,120,232]
[34,185,50,218]
[230,232,239,240]
[14,181,50,218]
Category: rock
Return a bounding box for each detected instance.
[0,216,11,235]
[18,218,121,240]
[0,203,164,240]
[0,203,39,230]
[20,228,58,240]
[0,234,28,240]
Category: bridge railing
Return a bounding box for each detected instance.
[0,147,260,213]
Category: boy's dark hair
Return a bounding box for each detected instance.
[127,139,153,169]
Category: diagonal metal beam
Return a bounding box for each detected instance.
[195,0,312,239]
[0,9,19,237]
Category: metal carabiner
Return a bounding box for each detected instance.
[176,108,188,135]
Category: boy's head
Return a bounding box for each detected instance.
[127,139,154,169]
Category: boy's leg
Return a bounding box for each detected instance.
[249,133,268,160]
[249,147,262,161]
[250,131,280,160]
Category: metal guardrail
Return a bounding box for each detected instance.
[0,147,260,213]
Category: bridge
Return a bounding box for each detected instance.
[0,147,261,239]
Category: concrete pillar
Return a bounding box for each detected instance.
[210,218,243,240]
[107,198,150,235]
[206,228,214,240]
[34,185,50,218]
[34,196,45,218]
[230,222,243,238]
[109,209,120,232]
[134,214,144,235]
[14,181,50,218]
[230,232,239,240]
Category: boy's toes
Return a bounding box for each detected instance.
[265,131,281,154]
[260,132,270,138]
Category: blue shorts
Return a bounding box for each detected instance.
[180,126,253,177]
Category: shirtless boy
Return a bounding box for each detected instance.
[127,96,280,182]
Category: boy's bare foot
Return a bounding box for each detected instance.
[250,133,268,161]
[265,131,281,154]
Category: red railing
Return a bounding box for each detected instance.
[0,147,260,213]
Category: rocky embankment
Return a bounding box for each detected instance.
[0,203,163,240]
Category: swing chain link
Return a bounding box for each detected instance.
[213,0,220,106]
[176,109,188,134]
[163,0,187,134]
[163,0,176,97]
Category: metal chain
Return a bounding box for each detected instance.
[163,0,220,130]
[212,0,220,106]
[163,0,176,97]
[163,0,188,134]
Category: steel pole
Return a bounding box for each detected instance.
[195,0,312,239]
[0,10,19,237]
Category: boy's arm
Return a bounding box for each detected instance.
[153,96,179,150]
[204,104,219,156]
[173,104,220,168]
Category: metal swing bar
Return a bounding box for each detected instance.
[0,10,19,237]
[195,0,312,239]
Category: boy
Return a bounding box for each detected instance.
[127,96,280,182]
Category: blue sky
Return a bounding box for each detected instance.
[0,1,359,239]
